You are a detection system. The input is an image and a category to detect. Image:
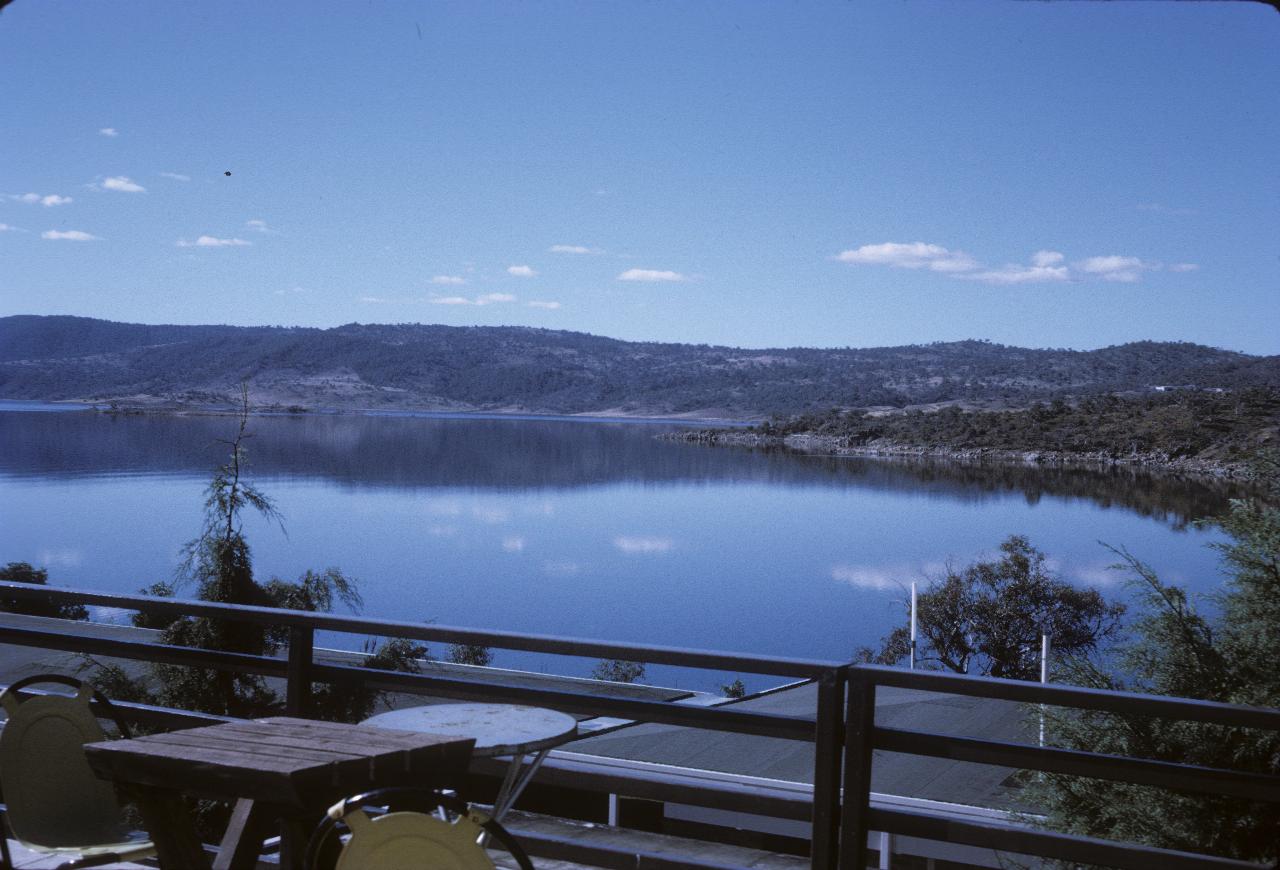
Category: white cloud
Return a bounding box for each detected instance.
[1169,263,1199,272]
[430,275,466,285]
[831,560,947,591]
[176,235,251,247]
[1079,255,1144,273]
[830,565,900,591]
[542,561,581,577]
[613,536,673,555]
[159,172,191,182]
[9,193,72,206]
[549,244,601,254]
[507,265,537,277]
[527,300,562,310]
[100,176,146,193]
[835,242,978,273]
[274,286,308,296]
[431,293,518,306]
[1070,563,1126,588]
[502,536,526,553]
[42,229,100,241]
[964,264,1070,285]
[245,219,276,234]
[359,295,389,304]
[617,268,687,282]
[835,241,1167,286]
[1078,255,1150,283]
[98,127,118,137]
[0,223,20,232]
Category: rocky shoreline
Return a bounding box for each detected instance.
[664,429,1252,479]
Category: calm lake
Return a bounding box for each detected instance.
[0,405,1245,691]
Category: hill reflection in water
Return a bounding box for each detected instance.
[0,409,1250,530]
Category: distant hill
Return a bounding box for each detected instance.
[2,315,1277,418]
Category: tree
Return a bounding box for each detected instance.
[591,659,646,684]
[448,643,494,667]
[0,562,89,621]
[858,536,1124,680]
[93,386,419,721]
[1034,454,1280,862]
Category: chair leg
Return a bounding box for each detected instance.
[0,808,13,870]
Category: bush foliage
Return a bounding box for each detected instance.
[1033,454,1280,862]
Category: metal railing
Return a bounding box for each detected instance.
[1,582,1278,869]
[841,665,1280,870]
[0,582,848,869]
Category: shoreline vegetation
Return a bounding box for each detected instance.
[664,389,1280,479]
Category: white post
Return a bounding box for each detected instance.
[1039,633,1051,747]
[909,582,918,670]
[878,831,893,869]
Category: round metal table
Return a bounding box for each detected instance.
[362,703,578,820]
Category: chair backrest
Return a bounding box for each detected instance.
[335,809,493,870]
[306,787,533,870]
[0,675,132,849]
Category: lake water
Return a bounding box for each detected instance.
[0,405,1246,691]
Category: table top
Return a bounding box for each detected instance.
[84,716,475,808]
[362,703,578,757]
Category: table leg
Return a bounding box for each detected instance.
[126,785,210,870]
[279,814,317,870]
[492,749,551,821]
[213,799,275,870]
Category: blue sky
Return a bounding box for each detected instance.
[2,1,1277,353]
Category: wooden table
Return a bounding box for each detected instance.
[362,703,578,821]
[84,716,475,870]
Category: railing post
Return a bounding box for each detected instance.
[811,666,846,870]
[839,667,876,869]
[285,625,314,716]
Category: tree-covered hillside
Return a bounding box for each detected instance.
[2,315,1277,418]
[761,390,1279,464]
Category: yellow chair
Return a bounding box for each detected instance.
[305,787,533,870]
[0,675,157,870]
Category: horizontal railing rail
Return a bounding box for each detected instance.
[843,665,1280,870]
[0,684,235,731]
[865,663,1280,730]
[875,726,1279,801]
[867,806,1263,870]
[0,582,841,677]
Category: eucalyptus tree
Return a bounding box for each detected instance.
[857,536,1124,681]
